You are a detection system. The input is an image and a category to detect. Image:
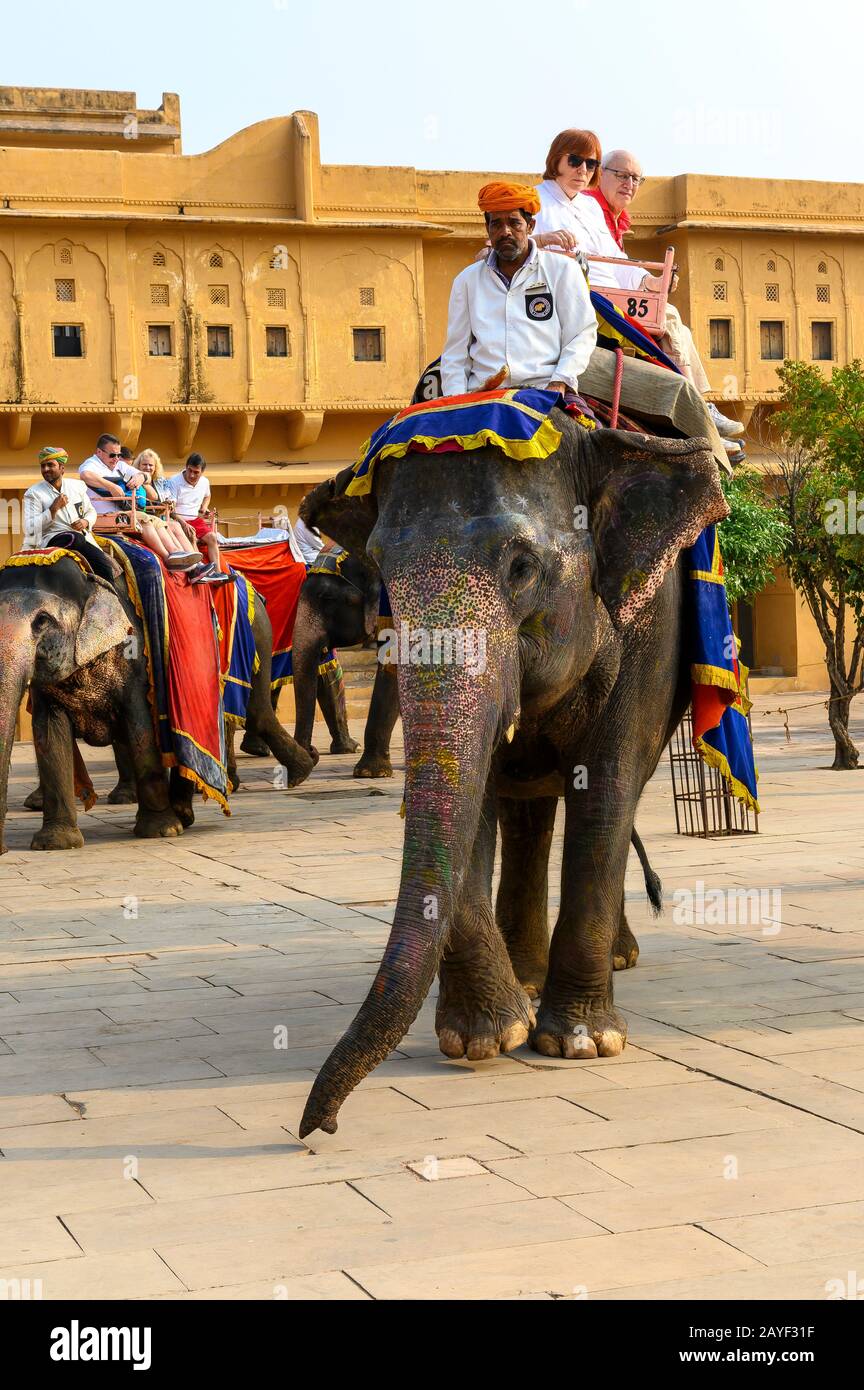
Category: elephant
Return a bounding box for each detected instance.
[297,416,727,1136]
[0,555,314,853]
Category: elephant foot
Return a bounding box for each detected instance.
[107,781,137,806]
[532,998,627,1060]
[133,807,185,839]
[436,967,535,1061]
[172,801,195,829]
[330,735,360,755]
[509,956,548,1001]
[23,786,44,812]
[613,918,640,972]
[279,761,314,789]
[240,733,270,758]
[30,824,84,852]
[353,751,393,779]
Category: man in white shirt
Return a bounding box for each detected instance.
[164,453,227,583]
[440,182,596,399]
[79,433,146,514]
[22,446,119,582]
[535,151,742,445]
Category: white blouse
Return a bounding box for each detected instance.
[533,180,645,292]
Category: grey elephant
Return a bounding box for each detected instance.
[299,417,727,1136]
[0,555,314,853]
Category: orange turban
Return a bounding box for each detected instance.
[477,181,541,215]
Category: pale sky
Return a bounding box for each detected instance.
[3,0,858,183]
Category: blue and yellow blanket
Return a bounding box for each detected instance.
[687,526,759,812]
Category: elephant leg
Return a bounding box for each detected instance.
[107,740,138,804]
[496,795,557,999]
[30,698,83,851]
[169,765,195,827]
[533,783,632,1060]
[226,720,240,791]
[316,664,359,755]
[121,683,185,840]
[290,592,327,760]
[613,893,640,971]
[436,781,535,1060]
[23,782,44,812]
[245,631,315,790]
[353,660,399,779]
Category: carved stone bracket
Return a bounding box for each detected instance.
[231,410,258,462]
[174,410,201,457]
[285,409,324,451]
[7,411,32,451]
[102,412,142,451]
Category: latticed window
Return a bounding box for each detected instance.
[360,286,375,306]
[765,283,779,302]
[817,260,827,275]
[713,257,724,272]
[58,246,72,265]
[266,326,290,357]
[209,285,229,306]
[152,251,166,267]
[150,283,169,306]
[767,259,776,272]
[816,284,830,303]
[209,252,223,268]
[266,287,286,309]
[55,279,75,302]
[712,282,726,301]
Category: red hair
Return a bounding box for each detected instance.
[543,129,602,186]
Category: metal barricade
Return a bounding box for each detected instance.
[668,706,758,837]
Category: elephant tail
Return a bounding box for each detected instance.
[631,827,662,916]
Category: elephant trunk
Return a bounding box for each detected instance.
[0,619,35,854]
[299,602,516,1137]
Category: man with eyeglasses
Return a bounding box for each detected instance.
[79,433,147,515]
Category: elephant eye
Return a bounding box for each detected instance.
[507,552,541,598]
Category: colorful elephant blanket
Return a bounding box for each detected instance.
[105,538,230,814]
[218,540,338,689]
[210,571,259,727]
[688,526,759,812]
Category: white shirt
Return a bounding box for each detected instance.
[165,471,211,518]
[440,240,596,397]
[533,181,645,292]
[293,517,325,565]
[22,476,99,549]
[78,455,140,514]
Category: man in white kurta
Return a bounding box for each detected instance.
[22,445,119,582]
[440,181,596,399]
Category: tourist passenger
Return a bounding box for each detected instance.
[532,136,744,443]
[21,446,120,583]
[439,182,596,398]
[135,449,203,554]
[164,454,228,584]
[78,433,199,565]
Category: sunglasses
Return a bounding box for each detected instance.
[103,450,121,458]
[567,154,600,171]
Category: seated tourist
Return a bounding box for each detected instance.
[533,136,744,445]
[164,453,228,585]
[439,181,596,398]
[22,446,120,583]
[78,433,201,569]
[135,449,205,553]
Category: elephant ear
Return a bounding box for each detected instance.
[74,576,132,670]
[587,431,729,628]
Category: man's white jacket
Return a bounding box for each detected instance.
[439,240,597,397]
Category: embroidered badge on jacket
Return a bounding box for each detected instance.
[525,292,553,321]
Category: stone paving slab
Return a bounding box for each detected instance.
[0,692,863,1300]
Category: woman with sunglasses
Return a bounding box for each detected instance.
[533,130,647,295]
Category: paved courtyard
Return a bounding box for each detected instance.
[1,692,863,1302]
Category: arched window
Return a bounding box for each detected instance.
[714,257,724,272]
[766,259,776,272]
[59,246,72,265]
[209,252,223,269]
[152,251,166,267]
[817,260,827,275]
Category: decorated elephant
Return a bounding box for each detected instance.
[0,554,313,853]
[298,414,727,1136]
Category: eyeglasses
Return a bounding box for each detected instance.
[606,168,645,186]
[103,450,121,458]
[567,154,600,172]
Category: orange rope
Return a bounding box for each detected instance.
[609,347,624,429]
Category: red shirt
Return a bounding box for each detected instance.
[582,188,630,251]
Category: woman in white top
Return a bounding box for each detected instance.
[133,448,202,565]
[532,128,646,292]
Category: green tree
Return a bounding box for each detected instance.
[719,466,789,606]
[769,359,864,769]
